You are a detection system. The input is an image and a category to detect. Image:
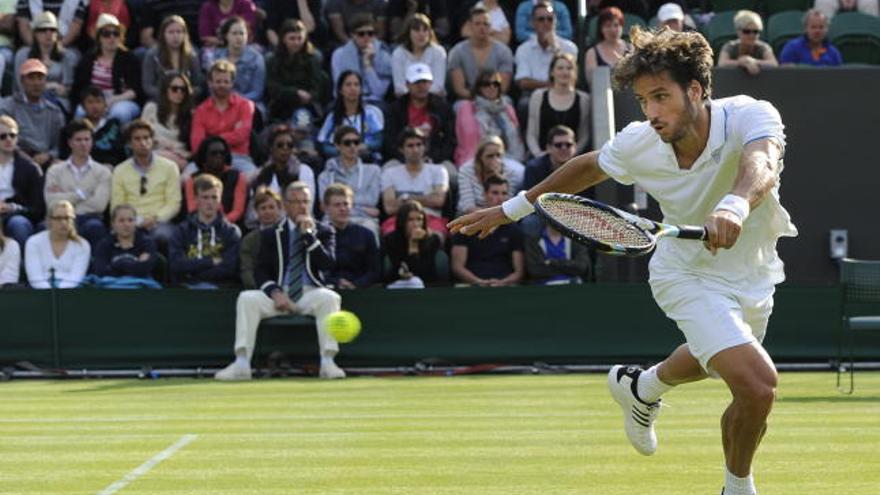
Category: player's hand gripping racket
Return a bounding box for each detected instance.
[534,193,707,256]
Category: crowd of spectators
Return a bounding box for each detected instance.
[0,0,871,293]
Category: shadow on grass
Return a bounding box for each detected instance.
[62,378,221,393]
[777,395,880,403]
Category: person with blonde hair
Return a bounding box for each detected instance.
[141,15,203,101]
[451,26,797,495]
[24,200,91,288]
[457,135,523,216]
[718,10,778,75]
[0,115,45,248]
[525,52,590,157]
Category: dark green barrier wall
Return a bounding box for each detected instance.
[1,284,876,369]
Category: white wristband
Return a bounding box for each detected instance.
[714,194,750,222]
[501,191,535,221]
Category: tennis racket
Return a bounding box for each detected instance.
[534,193,707,256]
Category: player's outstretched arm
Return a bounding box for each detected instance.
[704,138,782,253]
[449,151,609,238]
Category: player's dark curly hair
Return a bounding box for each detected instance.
[612,27,714,101]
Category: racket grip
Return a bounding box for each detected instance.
[677,226,708,240]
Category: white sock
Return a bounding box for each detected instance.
[724,468,756,495]
[320,355,336,367]
[636,365,674,403]
[234,356,250,369]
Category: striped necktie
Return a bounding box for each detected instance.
[286,230,305,301]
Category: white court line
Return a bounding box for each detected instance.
[96,434,197,495]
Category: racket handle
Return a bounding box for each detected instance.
[677,226,708,240]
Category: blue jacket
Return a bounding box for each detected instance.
[327,222,379,288]
[214,46,266,102]
[780,35,843,66]
[255,220,336,298]
[169,214,242,284]
[93,230,158,278]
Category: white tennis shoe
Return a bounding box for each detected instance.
[215,362,252,381]
[319,361,346,379]
[608,365,661,455]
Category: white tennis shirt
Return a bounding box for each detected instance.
[598,96,798,288]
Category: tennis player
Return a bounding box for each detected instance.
[448,27,797,495]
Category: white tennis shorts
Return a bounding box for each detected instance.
[650,273,775,376]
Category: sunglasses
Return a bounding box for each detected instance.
[354,30,375,37]
[168,85,187,93]
[740,29,761,35]
[0,132,17,140]
[552,142,574,149]
[139,176,147,195]
[341,139,361,147]
[274,141,295,149]
[100,29,121,38]
[480,81,502,89]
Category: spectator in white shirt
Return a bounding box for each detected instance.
[25,199,91,288]
[0,220,21,286]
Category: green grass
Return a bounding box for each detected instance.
[0,372,878,494]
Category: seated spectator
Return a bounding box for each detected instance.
[451,175,524,286]
[324,183,379,289]
[523,125,577,191]
[390,14,447,98]
[814,0,878,18]
[183,137,247,225]
[92,204,159,278]
[384,63,455,165]
[718,10,778,76]
[191,59,256,174]
[0,58,65,170]
[84,0,130,43]
[0,221,21,286]
[0,5,12,84]
[249,125,316,226]
[656,3,688,32]
[458,135,524,216]
[515,0,573,43]
[780,9,843,66]
[16,0,87,48]
[316,71,384,162]
[239,186,282,289]
[318,126,382,237]
[325,0,388,45]
[525,53,590,157]
[212,17,265,111]
[111,119,181,244]
[330,14,392,107]
[198,0,257,50]
[524,223,591,284]
[449,6,514,102]
[169,174,241,287]
[136,0,203,57]
[0,115,45,248]
[454,70,525,166]
[44,120,112,247]
[140,74,194,172]
[382,199,444,288]
[214,181,346,381]
[265,19,329,128]
[78,86,127,166]
[461,0,511,45]
[583,7,631,87]
[141,15,204,102]
[388,0,450,43]
[25,199,90,288]
[13,12,79,115]
[514,1,578,115]
[264,0,318,48]
[71,14,143,125]
[381,127,449,235]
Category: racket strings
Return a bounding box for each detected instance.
[545,201,652,247]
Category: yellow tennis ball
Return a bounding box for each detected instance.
[325,310,362,343]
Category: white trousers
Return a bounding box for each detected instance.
[814,0,879,17]
[234,287,342,361]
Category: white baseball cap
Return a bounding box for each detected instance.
[657,3,685,22]
[405,63,433,84]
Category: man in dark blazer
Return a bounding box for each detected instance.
[0,115,44,248]
[216,181,346,380]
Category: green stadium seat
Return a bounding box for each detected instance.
[767,10,806,55]
[829,12,880,65]
[765,0,811,16]
[708,0,756,12]
[585,13,647,46]
[836,258,880,394]
[703,10,740,58]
